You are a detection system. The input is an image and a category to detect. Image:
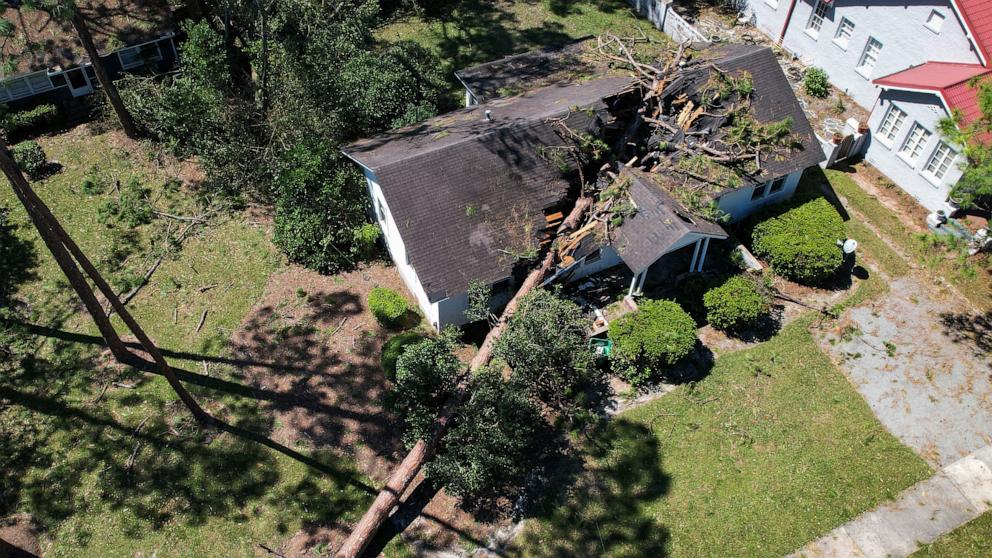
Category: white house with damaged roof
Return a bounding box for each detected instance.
[343,44,825,330]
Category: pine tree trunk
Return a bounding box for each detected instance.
[0,142,130,361]
[334,196,594,558]
[0,140,211,426]
[70,12,139,139]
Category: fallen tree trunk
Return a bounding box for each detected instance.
[335,195,594,558]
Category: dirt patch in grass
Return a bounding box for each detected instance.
[227,262,492,555]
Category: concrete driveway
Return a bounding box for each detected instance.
[820,276,992,467]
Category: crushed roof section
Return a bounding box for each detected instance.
[1,0,174,76]
[454,37,597,103]
[612,169,726,274]
[343,76,634,302]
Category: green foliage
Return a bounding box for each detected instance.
[81,165,110,195]
[351,222,382,261]
[938,77,992,211]
[367,287,408,328]
[803,67,830,98]
[465,279,493,323]
[381,331,427,381]
[493,289,599,414]
[752,198,845,284]
[426,367,551,505]
[703,274,772,332]
[392,329,461,445]
[272,142,372,272]
[608,299,697,386]
[12,140,48,180]
[2,103,59,136]
[99,177,153,228]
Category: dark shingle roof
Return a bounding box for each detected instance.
[702,44,824,185]
[343,76,633,302]
[454,38,595,103]
[613,169,727,274]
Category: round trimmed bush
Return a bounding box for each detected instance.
[381,331,426,381]
[368,287,407,328]
[12,141,48,180]
[752,198,845,284]
[608,299,697,386]
[703,275,771,332]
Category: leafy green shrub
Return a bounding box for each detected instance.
[752,198,845,283]
[2,104,59,136]
[608,299,697,386]
[425,367,551,505]
[493,288,599,414]
[272,142,372,273]
[98,177,153,228]
[392,330,461,445]
[81,165,110,195]
[803,67,830,98]
[368,287,407,328]
[12,141,48,180]
[381,331,426,381]
[703,275,771,331]
[351,223,382,261]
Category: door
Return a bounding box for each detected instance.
[65,67,93,97]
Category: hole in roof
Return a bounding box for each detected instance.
[675,211,695,225]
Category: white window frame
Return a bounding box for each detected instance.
[876,105,907,147]
[856,37,883,79]
[925,10,945,34]
[921,141,957,184]
[897,122,933,167]
[117,40,164,70]
[833,17,855,50]
[805,0,828,38]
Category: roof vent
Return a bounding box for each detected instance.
[485,110,493,122]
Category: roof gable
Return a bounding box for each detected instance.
[953,0,992,66]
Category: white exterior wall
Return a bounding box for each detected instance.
[361,168,442,328]
[716,170,804,223]
[757,0,980,110]
[864,90,965,212]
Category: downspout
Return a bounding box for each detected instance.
[778,0,799,44]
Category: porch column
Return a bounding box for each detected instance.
[629,270,647,297]
[689,238,702,272]
[696,237,711,272]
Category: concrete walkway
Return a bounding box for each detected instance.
[789,445,992,557]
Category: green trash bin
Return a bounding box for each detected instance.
[589,338,612,358]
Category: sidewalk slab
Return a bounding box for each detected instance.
[869,471,977,547]
[944,455,992,513]
[789,526,865,558]
[845,511,916,558]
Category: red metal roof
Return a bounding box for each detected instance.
[874,62,990,127]
[954,0,992,66]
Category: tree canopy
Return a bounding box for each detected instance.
[939,77,992,211]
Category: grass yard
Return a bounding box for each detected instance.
[514,313,932,557]
[0,129,412,557]
[376,0,672,103]
[824,169,991,311]
[912,511,992,557]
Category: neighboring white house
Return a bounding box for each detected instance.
[343,45,825,329]
[744,0,989,111]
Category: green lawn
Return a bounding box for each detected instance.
[824,169,991,310]
[376,0,672,103]
[0,130,411,557]
[913,511,992,557]
[514,314,932,557]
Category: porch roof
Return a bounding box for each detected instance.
[612,169,727,274]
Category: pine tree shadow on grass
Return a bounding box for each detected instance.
[514,419,671,557]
